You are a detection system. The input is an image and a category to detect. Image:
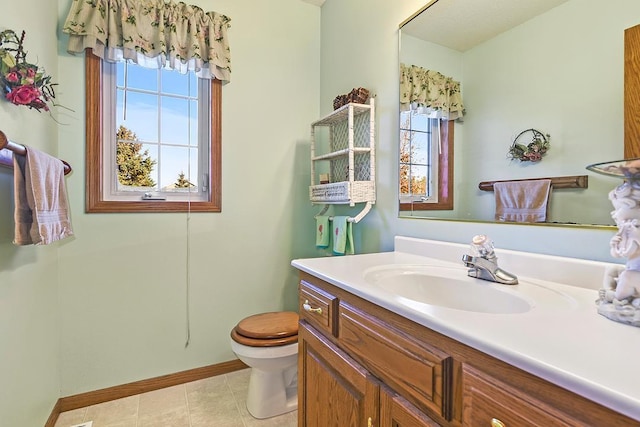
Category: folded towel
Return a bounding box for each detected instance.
[494,179,552,223]
[316,215,330,248]
[13,146,74,245]
[332,216,354,255]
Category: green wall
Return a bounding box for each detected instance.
[0,1,61,425]
[54,0,321,396]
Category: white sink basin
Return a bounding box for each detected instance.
[363,264,534,314]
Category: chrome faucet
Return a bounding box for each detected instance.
[462,235,518,285]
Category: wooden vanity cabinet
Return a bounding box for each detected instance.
[297,272,640,427]
[298,322,379,427]
[299,274,449,427]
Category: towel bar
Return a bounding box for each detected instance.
[314,201,373,223]
[0,130,72,175]
[478,175,587,192]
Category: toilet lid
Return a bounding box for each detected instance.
[231,328,298,347]
[235,311,299,339]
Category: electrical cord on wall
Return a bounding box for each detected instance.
[185,194,191,348]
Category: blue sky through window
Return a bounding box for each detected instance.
[116,63,199,190]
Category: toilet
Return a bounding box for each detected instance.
[230,311,299,419]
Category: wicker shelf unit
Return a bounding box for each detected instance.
[309,98,376,211]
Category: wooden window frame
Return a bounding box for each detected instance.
[399,119,454,212]
[85,50,222,213]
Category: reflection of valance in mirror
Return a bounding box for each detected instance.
[399,63,464,120]
[62,0,232,82]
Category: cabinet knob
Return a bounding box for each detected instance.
[303,300,323,314]
[490,418,506,427]
[368,417,373,427]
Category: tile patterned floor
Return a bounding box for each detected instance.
[54,368,297,427]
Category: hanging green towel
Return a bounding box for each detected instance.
[316,216,330,248]
[332,216,354,255]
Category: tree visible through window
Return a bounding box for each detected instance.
[116,125,156,187]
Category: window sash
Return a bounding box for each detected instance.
[399,119,454,212]
[399,113,440,204]
[102,61,210,202]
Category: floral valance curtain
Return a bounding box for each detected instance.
[400,63,464,120]
[63,0,231,83]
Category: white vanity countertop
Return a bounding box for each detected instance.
[291,236,640,422]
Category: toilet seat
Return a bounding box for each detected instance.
[231,311,299,347]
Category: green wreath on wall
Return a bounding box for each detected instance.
[507,128,550,162]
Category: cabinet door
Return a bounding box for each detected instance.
[462,364,576,427]
[380,386,441,427]
[299,321,379,427]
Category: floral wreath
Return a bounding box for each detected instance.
[0,29,60,112]
[507,128,550,162]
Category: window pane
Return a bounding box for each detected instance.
[410,165,428,195]
[400,128,412,164]
[125,64,157,92]
[142,143,159,188]
[159,145,194,189]
[411,112,429,132]
[161,69,189,96]
[117,91,159,142]
[117,62,125,87]
[399,162,411,196]
[116,142,158,190]
[400,110,411,130]
[160,97,190,145]
[410,132,429,165]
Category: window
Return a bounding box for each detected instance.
[85,51,221,213]
[399,113,453,212]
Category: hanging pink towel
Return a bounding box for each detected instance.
[13,146,74,245]
[494,179,552,223]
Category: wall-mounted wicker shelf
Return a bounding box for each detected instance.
[309,99,375,221]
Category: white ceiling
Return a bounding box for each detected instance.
[401,0,569,52]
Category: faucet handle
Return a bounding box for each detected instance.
[472,234,489,246]
[470,234,495,258]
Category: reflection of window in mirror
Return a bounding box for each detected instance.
[399,114,453,211]
[85,51,222,213]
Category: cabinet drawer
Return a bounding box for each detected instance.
[462,364,575,427]
[339,302,453,420]
[299,280,338,337]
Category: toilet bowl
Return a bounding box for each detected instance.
[230,311,299,419]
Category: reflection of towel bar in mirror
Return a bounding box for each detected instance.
[478,175,588,192]
[0,130,72,176]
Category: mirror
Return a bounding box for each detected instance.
[398,0,640,227]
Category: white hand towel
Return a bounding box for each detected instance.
[13,146,74,245]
